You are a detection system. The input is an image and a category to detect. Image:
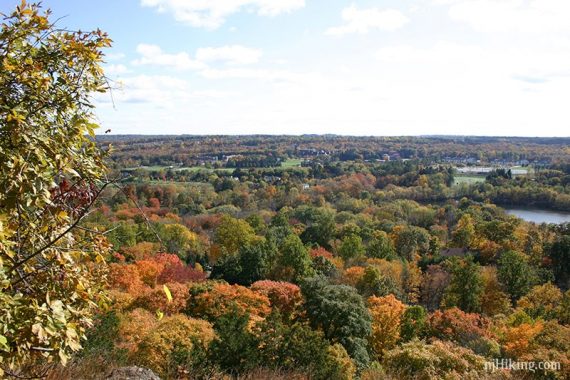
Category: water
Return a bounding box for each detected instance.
[505,208,570,224]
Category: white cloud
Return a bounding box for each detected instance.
[104,64,130,75]
[96,74,235,108]
[441,0,570,34]
[105,52,126,61]
[326,5,409,36]
[200,67,302,82]
[140,0,305,29]
[370,40,570,135]
[114,75,189,106]
[133,44,263,70]
[196,45,262,65]
[132,44,206,70]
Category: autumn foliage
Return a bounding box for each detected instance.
[135,315,215,376]
[251,280,303,317]
[186,282,271,322]
[367,295,406,360]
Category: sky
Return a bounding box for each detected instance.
[3,0,570,136]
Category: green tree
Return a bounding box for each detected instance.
[400,306,428,342]
[451,214,476,248]
[548,235,570,289]
[211,239,276,285]
[159,223,199,261]
[276,234,314,282]
[255,312,355,380]
[299,207,336,249]
[0,2,111,371]
[356,266,401,298]
[443,256,484,313]
[498,250,537,302]
[338,234,365,261]
[367,230,396,259]
[245,213,266,234]
[393,226,430,261]
[208,308,259,375]
[239,239,276,285]
[301,276,372,369]
[107,222,138,250]
[214,215,256,255]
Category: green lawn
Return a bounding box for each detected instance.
[454,175,486,186]
[281,158,303,168]
[125,158,304,173]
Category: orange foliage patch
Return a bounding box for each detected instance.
[108,263,145,295]
[309,246,334,260]
[501,321,544,358]
[117,308,158,354]
[368,295,406,360]
[251,280,303,317]
[429,307,493,343]
[187,282,271,321]
[343,266,365,287]
[134,282,190,315]
[135,315,215,376]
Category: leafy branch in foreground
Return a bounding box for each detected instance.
[0,1,113,373]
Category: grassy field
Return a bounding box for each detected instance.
[454,175,486,186]
[126,158,304,173]
[281,158,303,168]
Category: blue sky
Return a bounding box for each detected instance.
[3,0,570,136]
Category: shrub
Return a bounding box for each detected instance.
[108,263,145,295]
[135,315,214,376]
[186,283,271,322]
[517,283,563,320]
[116,308,158,354]
[251,280,303,318]
[383,339,486,380]
[429,307,492,344]
[134,282,190,315]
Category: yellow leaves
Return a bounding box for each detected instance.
[58,349,69,366]
[31,323,48,343]
[56,210,68,221]
[65,328,81,351]
[49,299,66,324]
[154,285,172,321]
[0,0,112,368]
[6,111,25,125]
[2,58,16,71]
[95,253,105,264]
[0,334,8,352]
[163,284,173,303]
[368,294,406,360]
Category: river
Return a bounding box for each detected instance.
[505,208,570,224]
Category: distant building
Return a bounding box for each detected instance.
[382,153,390,161]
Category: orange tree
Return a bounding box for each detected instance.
[0,2,111,373]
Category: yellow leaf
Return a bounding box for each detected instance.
[59,349,68,366]
[163,284,172,303]
[156,310,164,321]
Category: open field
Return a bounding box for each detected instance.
[281,158,303,168]
[454,175,486,186]
[125,158,304,173]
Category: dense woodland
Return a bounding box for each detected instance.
[99,135,570,169]
[1,3,570,380]
[66,157,570,379]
